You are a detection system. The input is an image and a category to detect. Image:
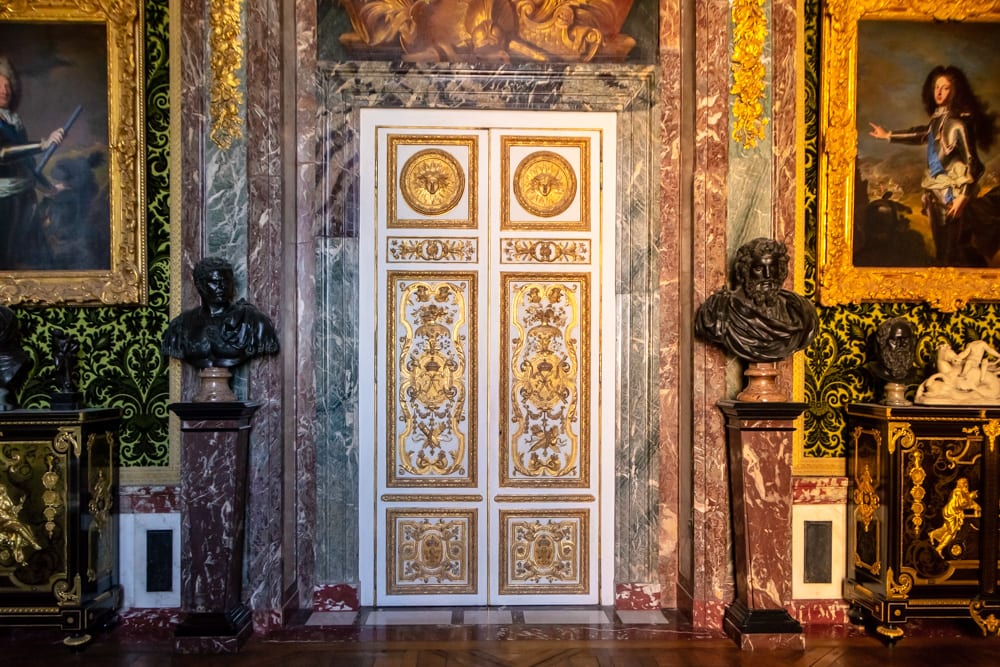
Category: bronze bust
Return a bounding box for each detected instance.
[162,257,279,370]
[694,237,817,363]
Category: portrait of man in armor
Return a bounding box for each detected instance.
[855,21,1000,269]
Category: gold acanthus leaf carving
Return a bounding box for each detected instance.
[209,0,244,150]
[730,0,768,149]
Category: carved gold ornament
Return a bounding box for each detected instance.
[41,454,62,539]
[970,599,1000,636]
[54,574,81,605]
[389,274,476,486]
[401,149,466,216]
[927,477,980,558]
[499,510,588,594]
[502,239,591,264]
[854,463,879,533]
[887,422,914,455]
[985,418,1000,453]
[907,450,926,536]
[386,509,476,595]
[0,483,42,566]
[388,136,478,227]
[389,238,477,263]
[501,136,590,230]
[730,0,768,149]
[514,151,577,218]
[209,0,244,149]
[885,566,913,600]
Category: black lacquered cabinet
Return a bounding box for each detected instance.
[845,403,1000,640]
[0,409,121,646]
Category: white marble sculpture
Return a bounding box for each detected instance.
[915,341,1000,405]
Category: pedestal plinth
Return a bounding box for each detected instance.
[169,401,261,654]
[718,399,806,650]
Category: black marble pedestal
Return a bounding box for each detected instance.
[169,401,260,654]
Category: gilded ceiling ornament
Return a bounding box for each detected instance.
[339,0,636,63]
[513,151,577,218]
[730,0,768,149]
[210,0,244,150]
[400,149,466,216]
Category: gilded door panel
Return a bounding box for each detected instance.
[500,135,591,230]
[387,272,477,487]
[499,273,590,487]
[388,134,479,228]
[498,508,589,596]
[385,507,478,596]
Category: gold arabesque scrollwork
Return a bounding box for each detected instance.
[502,239,590,264]
[500,509,588,594]
[389,238,477,263]
[390,274,475,486]
[887,422,914,455]
[970,599,1000,636]
[886,566,914,600]
[386,509,477,595]
[503,276,589,484]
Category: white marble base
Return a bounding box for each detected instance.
[119,512,182,609]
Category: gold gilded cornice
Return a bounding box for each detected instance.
[731,0,768,149]
[209,0,244,149]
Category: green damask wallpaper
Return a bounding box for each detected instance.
[801,0,1000,459]
[12,0,170,468]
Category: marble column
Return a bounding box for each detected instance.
[718,399,805,650]
[170,401,261,654]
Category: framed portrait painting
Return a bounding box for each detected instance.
[818,1,1000,311]
[0,1,145,305]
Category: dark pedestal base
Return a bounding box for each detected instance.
[169,401,260,655]
[723,600,805,650]
[173,604,253,654]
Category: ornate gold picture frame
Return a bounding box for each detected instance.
[0,2,146,305]
[818,1,1000,311]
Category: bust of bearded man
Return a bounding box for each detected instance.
[694,237,818,362]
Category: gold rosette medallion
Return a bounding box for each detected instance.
[400,149,465,216]
[513,151,577,218]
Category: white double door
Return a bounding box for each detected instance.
[358,108,615,606]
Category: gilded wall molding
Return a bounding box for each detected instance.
[209,0,244,149]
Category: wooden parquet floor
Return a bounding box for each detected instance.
[3,610,998,666]
[2,635,999,667]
